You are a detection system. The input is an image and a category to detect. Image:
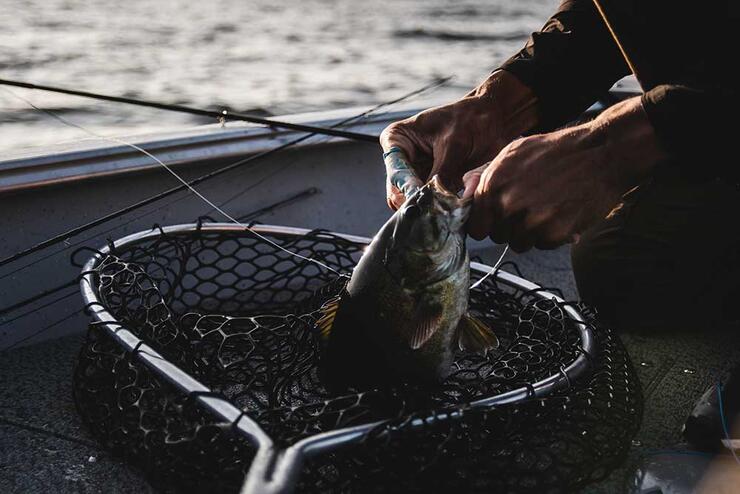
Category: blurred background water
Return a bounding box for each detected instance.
[0,0,555,153]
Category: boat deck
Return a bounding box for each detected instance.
[2,244,738,493]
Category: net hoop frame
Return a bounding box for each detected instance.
[79,222,595,494]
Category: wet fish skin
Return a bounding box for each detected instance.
[319,176,496,387]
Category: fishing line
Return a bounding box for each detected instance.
[1,309,82,352]
[0,158,315,284]
[0,120,327,284]
[470,244,509,290]
[2,89,344,276]
[1,77,449,277]
[0,76,452,270]
[0,77,378,142]
[0,280,77,317]
[0,78,454,323]
[0,289,78,328]
[0,189,317,319]
[213,74,451,210]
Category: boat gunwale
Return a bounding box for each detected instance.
[0,86,638,196]
[0,105,418,195]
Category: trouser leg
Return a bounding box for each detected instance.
[571,171,740,330]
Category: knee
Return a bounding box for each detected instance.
[570,232,640,325]
[570,234,612,305]
[570,229,697,330]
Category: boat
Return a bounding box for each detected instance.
[1,76,738,493]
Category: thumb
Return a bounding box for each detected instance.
[430,141,467,191]
[462,163,487,200]
[384,147,423,204]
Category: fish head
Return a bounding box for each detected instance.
[396,175,470,254]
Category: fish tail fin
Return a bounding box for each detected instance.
[316,295,342,340]
[457,313,499,353]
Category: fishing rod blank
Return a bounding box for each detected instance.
[0,78,378,143]
[0,76,449,267]
[0,188,319,323]
[0,78,450,347]
[0,136,311,268]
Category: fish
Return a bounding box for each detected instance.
[317,175,498,388]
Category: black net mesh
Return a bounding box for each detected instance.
[73,226,642,493]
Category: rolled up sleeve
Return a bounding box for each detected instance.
[642,84,738,180]
[500,0,630,131]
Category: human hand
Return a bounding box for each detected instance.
[465,96,667,252]
[379,70,538,210]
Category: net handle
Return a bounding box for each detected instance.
[240,421,379,494]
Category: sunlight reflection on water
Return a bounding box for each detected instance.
[0,0,555,153]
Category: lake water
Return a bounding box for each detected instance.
[0,0,555,153]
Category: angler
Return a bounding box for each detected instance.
[381,0,740,488]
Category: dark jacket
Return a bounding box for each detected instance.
[500,0,739,181]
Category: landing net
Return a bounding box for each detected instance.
[73,223,641,493]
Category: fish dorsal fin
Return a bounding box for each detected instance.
[408,312,442,350]
[457,314,499,353]
[316,295,342,340]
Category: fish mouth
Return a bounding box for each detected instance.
[427,175,459,199]
[425,174,472,207]
[404,241,449,255]
[402,226,452,255]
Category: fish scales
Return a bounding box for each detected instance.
[319,176,497,388]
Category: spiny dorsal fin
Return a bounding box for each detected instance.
[457,314,499,353]
[316,295,342,340]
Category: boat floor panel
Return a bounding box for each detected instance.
[0,423,153,494]
[0,334,153,494]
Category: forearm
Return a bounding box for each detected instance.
[500,0,630,131]
[590,95,668,192]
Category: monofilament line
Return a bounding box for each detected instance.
[2,88,343,277]
[470,244,509,290]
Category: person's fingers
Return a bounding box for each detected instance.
[462,163,487,200]
[509,208,564,252]
[380,121,427,165]
[530,214,578,250]
[467,165,501,240]
[507,210,537,253]
[430,139,468,191]
[379,122,410,153]
[384,147,424,209]
[386,184,406,211]
[488,218,512,245]
[467,197,489,241]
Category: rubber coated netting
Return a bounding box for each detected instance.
[73,226,642,493]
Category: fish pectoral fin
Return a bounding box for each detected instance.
[457,314,499,353]
[408,313,442,350]
[316,295,342,340]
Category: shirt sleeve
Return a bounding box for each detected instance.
[642,85,738,181]
[500,0,630,131]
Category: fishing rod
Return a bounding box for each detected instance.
[0,77,450,270]
[0,152,312,283]
[0,77,452,320]
[0,188,319,322]
[0,78,378,142]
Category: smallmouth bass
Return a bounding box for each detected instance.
[318,175,498,387]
